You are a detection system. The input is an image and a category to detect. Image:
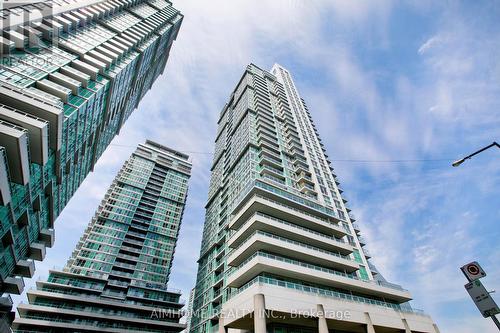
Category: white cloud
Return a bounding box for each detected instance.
[418,35,442,55]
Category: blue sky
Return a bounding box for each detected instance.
[12,1,500,332]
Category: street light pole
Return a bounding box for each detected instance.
[452,141,499,167]
[492,315,500,330]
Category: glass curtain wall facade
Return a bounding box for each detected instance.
[13,140,191,332]
[0,0,183,303]
[190,64,439,333]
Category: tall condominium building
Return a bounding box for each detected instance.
[13,140,192,332]
[186,288,196,333]
[0,0,182,303]
[190,64,439,333]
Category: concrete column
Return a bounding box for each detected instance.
[364,312,376,333]
[254,293,267,333]
[218,315,227,333]
[317,304,329,333]
[401,318,411,333]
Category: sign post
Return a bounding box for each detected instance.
[461,262,500,331]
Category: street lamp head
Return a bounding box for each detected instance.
[452,142,499,168]
[452,158,465,167]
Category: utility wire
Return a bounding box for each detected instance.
[110,143,213,155]
[328,159,454,163]
[108,143,454,163]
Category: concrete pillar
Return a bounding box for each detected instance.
[317,304,329,333]
[364,312,376,333]
[219,315,227,333]
[401,318,411,333]
[254,293,267,333]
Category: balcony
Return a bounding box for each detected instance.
[256,122,277,136]
[257,135,279,151]
[213,272,224,288]
[227,230,358,272]
[213,288,223,302]
[3,276,25,294]
[0,104,49,166]
[15,259,35,278]
[127,230,146,239]
[294,151,308,162]
[122,238,144,247]
[293,158,308,170]
[39,228,55,248]
[117,252,140,262]
[259,147,281,160]
[298,182,317,196]
[107,279,129,288]
[229,194,347,238]
[296,173,314,187]
[0,120,30,185]
[284,126,299,137]
[256,122,276,136]
[291,147,305,158]
[0,84,63,154]
[228,212,353,255]
[0,294,13,313]
[214,257,224,273]
[113,261,136,270]
[227,252,411,303]
[102,289,126,299]
[259,164,284,180]
[294,165,311,177]
[286,135,301,147]
[215,246,225,260]
[29,242,46,261]
[363,248,372,258]
[259,153,282,170]
[256,117,275,131]
[120,245,142,254]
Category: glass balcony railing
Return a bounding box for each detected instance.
[102,290,126,298]
[254,181,338,218]
[252,193,337,228]
[234,212,348,246]
[230,230,351,262]
[107,280,129,287]
[113,261,137,270]
[235,276,419,315]
[30,299,179,323]
[46,277,104,291]
[228,251,407,292]
[130,280,182,294]
[22,314,167,332]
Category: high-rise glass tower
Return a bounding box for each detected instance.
[13,140,191,332]
[0,0,183,304]
[190,64,439,333]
